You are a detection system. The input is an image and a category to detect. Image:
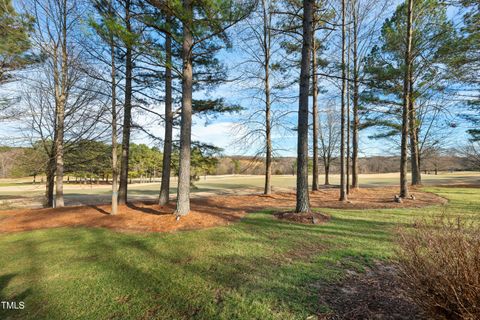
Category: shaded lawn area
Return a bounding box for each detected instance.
[0,187,478,319]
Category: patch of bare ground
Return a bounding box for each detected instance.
[0,187,446,234]
[317,261,426,320]
[274,211,330,224]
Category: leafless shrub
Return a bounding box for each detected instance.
[396,216,480,319]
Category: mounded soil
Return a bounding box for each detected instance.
[0,187,446,234]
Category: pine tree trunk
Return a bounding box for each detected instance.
[110,29,118,215]
[339,0,348,202]
[312,33,320,192]
[346,29,351,195]
[118,0,132,205]
[263,0,272,195]
[409,81,421,186]
[159,16,173,205]
[400,0,413,198]
[295,0,314,213]
[175,0,193,216]
[351,2,359,190]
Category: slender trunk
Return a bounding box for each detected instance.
[312,31,320,192]
[346,27,351,195]
[118,0,132,205]
[264,106,272,195]
[351,1,359,190]
[175,0,193,216]
[409,80,421,185]
[54,118,64,208]
[263,0,272,195]
[324,161,330,185]
[339,0,347,202]
[159,15,173,205]
[295,0,314,213]
[400,0,413,198]
[110,27,118,215]
[45,153,55,207]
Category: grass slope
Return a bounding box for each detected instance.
[0,187,478,319]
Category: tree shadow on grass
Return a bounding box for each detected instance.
[3,205,423,319]
[0,239,45,319]
[0,273,32,319]
[79,212,397,318]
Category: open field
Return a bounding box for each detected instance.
[1,172,479,209]
[0,187,479,319]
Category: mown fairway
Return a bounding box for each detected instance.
[0,187,478,319]
[1,172,479,209]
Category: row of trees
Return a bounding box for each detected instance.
[292,0,478,211]
[3,144,471,179]
[1,0,249,215]
[1,141,220,183]
[0,0,478,215]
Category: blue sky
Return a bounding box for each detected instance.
[1,0,474,157]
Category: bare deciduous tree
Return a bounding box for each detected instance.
[319,104,341,185]
[28,0,98,207]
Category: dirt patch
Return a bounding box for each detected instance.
[0,187,446,234]
[317,261,426,319]
[274,211,330,224]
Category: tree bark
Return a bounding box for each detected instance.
[118,0,132,205]
[400,0,413,198]
[346,26,351,195]
[175,0,193,216]
[339,0,348,202]
[351,0,359,190]
[45,153,55,207]
[110,24,118,215]
[324,161,330,185]
[54,101,65,207]
[263,0,272,195]
[408,80,421,185]
[295,0,314,213]
[159,14,173,205]
[53,0,68,208]
[312,30,320,192]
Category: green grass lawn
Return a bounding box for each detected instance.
[0,187,478,319]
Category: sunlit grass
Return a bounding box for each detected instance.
[0,187,478,319]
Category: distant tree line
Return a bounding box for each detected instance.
[0,141,219,182]
[1,145,474,180]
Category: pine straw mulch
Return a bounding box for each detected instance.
[0,186,446,234]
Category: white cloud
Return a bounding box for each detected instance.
[191,121,236,150]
